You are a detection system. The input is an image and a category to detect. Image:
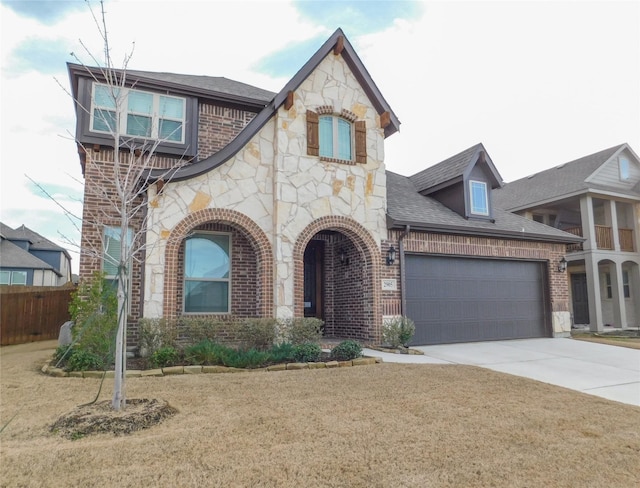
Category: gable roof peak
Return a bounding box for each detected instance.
[410,143,503,194]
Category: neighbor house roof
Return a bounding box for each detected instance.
[0,238,57,272]
[386,171,581,244]
[493,143,636,211]
[148,28,401,183]
[410,143,503,194]
[9,225,69,255]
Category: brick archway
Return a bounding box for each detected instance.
[293,216,382,343]
[163,208,273,319]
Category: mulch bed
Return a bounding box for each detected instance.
[50,398,178,439]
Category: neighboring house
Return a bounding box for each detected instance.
[0,223,73,286]
[69,29,580,346]
[494,144,640,331]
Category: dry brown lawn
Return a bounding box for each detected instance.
[1,340,639,488]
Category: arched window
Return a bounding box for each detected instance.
[319,116,352,160]
[306,109,366,164]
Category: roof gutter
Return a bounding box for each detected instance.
[398,225,410,317]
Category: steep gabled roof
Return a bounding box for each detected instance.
[494,143,632,211]
[0,238,57,273]
[386,171,581,243]
[149,28,400,182]
[410,143,503,194]
[11,225,69,254]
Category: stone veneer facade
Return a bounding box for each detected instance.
[143,52,388,341]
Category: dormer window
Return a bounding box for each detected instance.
[91,83,186,143]
[619,156,630,181]
[469,180,489,216]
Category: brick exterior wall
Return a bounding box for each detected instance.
[380,230,570,321]
[293,216,382,344]
[197,104,257,161]
[163,208,274,320]
[175,222,258,317]
[78,101,259,344]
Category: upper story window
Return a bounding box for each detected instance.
[469,180,489,216]
[319,116,352,160]
[619,157,630,181]
[306,109,367,164]
[91,84,186,143]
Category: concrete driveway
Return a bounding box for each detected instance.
[363,338,640,407]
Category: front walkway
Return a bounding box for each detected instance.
[364,338,640,407]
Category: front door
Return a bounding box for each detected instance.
[571,273,590,325]
[304,241,324,318]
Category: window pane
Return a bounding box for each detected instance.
[94,84,117,109]
[185,234,230,279]
[127,91,153,114]
[159,119,183,141]
[0,271,10,285]
[619,157,630,180]
[470,181,488,215]
[337,118,351,160]
[127,114,152,137]
[160,96,184,119]
[93,108,116,132]
[103,227,132,277]
[184,281,229,313]
[12,271,27,285]
[319,116,333,158]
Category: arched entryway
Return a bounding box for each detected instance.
[293,216,382,343]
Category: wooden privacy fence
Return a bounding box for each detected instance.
[1,285,75,346]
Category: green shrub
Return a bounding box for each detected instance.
[237,318,278,350]
[149,346,180,368]
[268,342,295,363]
[382,316,416,348]
[66,348,106,371]
[68,272,118,368]
[221,348,271,369]
[179,316,231,345]
[184,340,226,365]
[281,318,323,345]
[292,342,322,362]
[331,340,362,361]
[138,318,178,357]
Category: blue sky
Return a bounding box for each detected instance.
[1,0,639,273]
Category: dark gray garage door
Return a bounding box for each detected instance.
[405,255,550,345]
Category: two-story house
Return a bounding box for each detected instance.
[0,223,73,286]
[69,29,580,347]
[494,144,640,330]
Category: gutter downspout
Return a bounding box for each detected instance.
[398,225,410,316]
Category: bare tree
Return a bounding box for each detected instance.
[47,0,187,410]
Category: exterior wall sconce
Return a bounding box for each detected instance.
[386,246,396,266]
[339,248,348,266]
[557,256,567,273]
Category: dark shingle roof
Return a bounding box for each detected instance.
[386,171,581,243]
[9,225,66,252]
[0,238,55,270]
[123,68,276,103]
[493,144,626,211]
[410,144,484,192]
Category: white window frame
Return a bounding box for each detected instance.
[619,157,630,181]
[469,180,489,216]
[319,115,353,161]
[183,232,232,314]
[0,270,27,285]
[90,83,186,143]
